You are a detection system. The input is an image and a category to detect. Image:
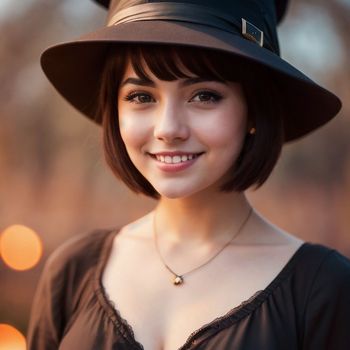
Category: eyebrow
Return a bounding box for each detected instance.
[120,77,223,88]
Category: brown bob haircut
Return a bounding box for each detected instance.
[98,44,284,199]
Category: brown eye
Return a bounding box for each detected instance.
[190,91,222,104]
[123,92,155,104]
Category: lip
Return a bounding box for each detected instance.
[150,151,203,157]
[148,152,204,173]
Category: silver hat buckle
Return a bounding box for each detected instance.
[242,18,264,47]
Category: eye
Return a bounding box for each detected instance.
[122,91,155,104]
[190,91,223,104]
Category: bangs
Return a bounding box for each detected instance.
[125,44,246,83]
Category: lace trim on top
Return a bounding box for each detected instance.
[93,228,309,350]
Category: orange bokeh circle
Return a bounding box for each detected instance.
[0,225,43,271]
[0,324,26,350]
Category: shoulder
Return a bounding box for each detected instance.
[286,243,350,305]
[42,228,117,282]
[296,243,350,305]
[27,228,118,343]
[301,243,350,279]
[300,245,350,347]
[306,244,350,292]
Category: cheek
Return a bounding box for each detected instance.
[118,113,151,150]
[193,106,247,151]
[219,100,247,149]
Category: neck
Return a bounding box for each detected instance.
[154,190,252,247]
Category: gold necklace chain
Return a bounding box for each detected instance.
[153,207,253,286]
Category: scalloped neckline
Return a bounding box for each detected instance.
[93,229,308,350]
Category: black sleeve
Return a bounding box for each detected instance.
[26,248,69,350]
[26,229,111,349]
[302,250,350,349]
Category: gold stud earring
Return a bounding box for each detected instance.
[249,127,256,135]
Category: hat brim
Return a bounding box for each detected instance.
[41,20,341,142]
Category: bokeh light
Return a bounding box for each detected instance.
[0,324,26,350]
[0,225,43,271]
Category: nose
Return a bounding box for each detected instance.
[153,100,190,143]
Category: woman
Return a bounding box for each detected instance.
[27,0,350,349]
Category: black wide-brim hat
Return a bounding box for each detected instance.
[41,0,342,142]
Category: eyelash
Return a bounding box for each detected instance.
[122,90,223,105]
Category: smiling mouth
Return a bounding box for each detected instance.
[149,153,204,164]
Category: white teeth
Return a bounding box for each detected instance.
[165,156,172,164]
[172,156,182,163]
[155,154,199,164]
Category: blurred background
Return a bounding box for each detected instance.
[0,0,349,347]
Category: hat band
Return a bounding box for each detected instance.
[107,2,277,53]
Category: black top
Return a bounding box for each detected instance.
[27,229,350,349]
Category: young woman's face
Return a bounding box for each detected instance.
[117,60,248,199]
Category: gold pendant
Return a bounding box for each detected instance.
[173,275,184,285]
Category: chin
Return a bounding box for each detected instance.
[153,180,220,200]
[154,186,191,199]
